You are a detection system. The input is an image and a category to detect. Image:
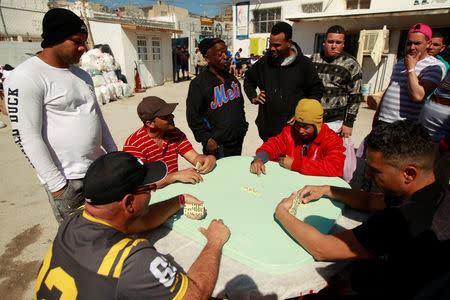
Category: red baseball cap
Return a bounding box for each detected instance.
[408,23,432,40]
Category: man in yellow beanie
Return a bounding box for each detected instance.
[250,99,345,177]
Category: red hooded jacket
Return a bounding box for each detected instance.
[256,124,345,177]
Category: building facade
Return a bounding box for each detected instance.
[232,0,450,94]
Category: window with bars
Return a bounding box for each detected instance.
[152,37,161,61]
[347,0,371,9]
[253,7,281,34]
[137,36,148,61]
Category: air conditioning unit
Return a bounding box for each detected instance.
[362,30,389,54]
[301,2,323,13]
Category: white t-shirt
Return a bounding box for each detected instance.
[378,56,445,123]
[4,56,117,192]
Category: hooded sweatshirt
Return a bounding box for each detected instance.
[256,124,345,177]
[244,42,323,140]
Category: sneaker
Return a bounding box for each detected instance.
[0,120,6,128]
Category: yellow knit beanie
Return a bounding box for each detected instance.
[294,99,323,134]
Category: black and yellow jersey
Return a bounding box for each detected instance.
[35,210,188,299]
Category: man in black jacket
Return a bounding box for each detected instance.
[244,22,323,141]
[186,38,248,159]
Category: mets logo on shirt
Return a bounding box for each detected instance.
[210,81,241,109]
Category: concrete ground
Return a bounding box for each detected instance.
[0,78,375,299]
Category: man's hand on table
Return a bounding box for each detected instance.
[196,154,216,174]
[279,156,293,170]
[298,185,331,204]
[174,168,203,184]
[183,194,205,220]
[276,186,331,219]
[250,158,266,176]
[199,219,230,247]
[275,192,298,220]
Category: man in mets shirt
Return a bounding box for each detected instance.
[186,38,248,159]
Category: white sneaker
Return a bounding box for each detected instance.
[0,120,6,128]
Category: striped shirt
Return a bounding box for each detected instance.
[379,56,445,123]
[435,71,450,98]
[123,126,193,174]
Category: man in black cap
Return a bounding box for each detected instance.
[123,96,216,188]
[4,8,117,223]
[186,38,248,159]
[35,151,231,299]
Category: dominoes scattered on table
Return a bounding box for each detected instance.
[241,186,260,195]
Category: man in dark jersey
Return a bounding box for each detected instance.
[275,121,450,298]
[186,38,248,159]
[35,151,230,299]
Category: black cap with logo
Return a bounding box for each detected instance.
[84,152,167,205]
[41,8,88,48]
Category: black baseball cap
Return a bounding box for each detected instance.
[84,152,167,205]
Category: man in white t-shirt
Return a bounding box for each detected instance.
[374,23,446,125]
[4,8,117,223]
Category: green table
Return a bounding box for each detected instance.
[151,156,350,275]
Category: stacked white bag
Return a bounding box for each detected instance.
[79,48,133,105]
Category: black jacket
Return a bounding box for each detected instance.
[244,42,323,140]
[186,68,248,145]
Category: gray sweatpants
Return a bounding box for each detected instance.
[45,179,85,224]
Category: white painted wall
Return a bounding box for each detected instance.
[284,0,450,18]
[89,21,130,81]
[89,22,126,67]
[122,28,139,88]
[161,32,173,82]
[0,0,47,39]
[0,42,41,67]
[89,20,173,88]
[232,0,298,57]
